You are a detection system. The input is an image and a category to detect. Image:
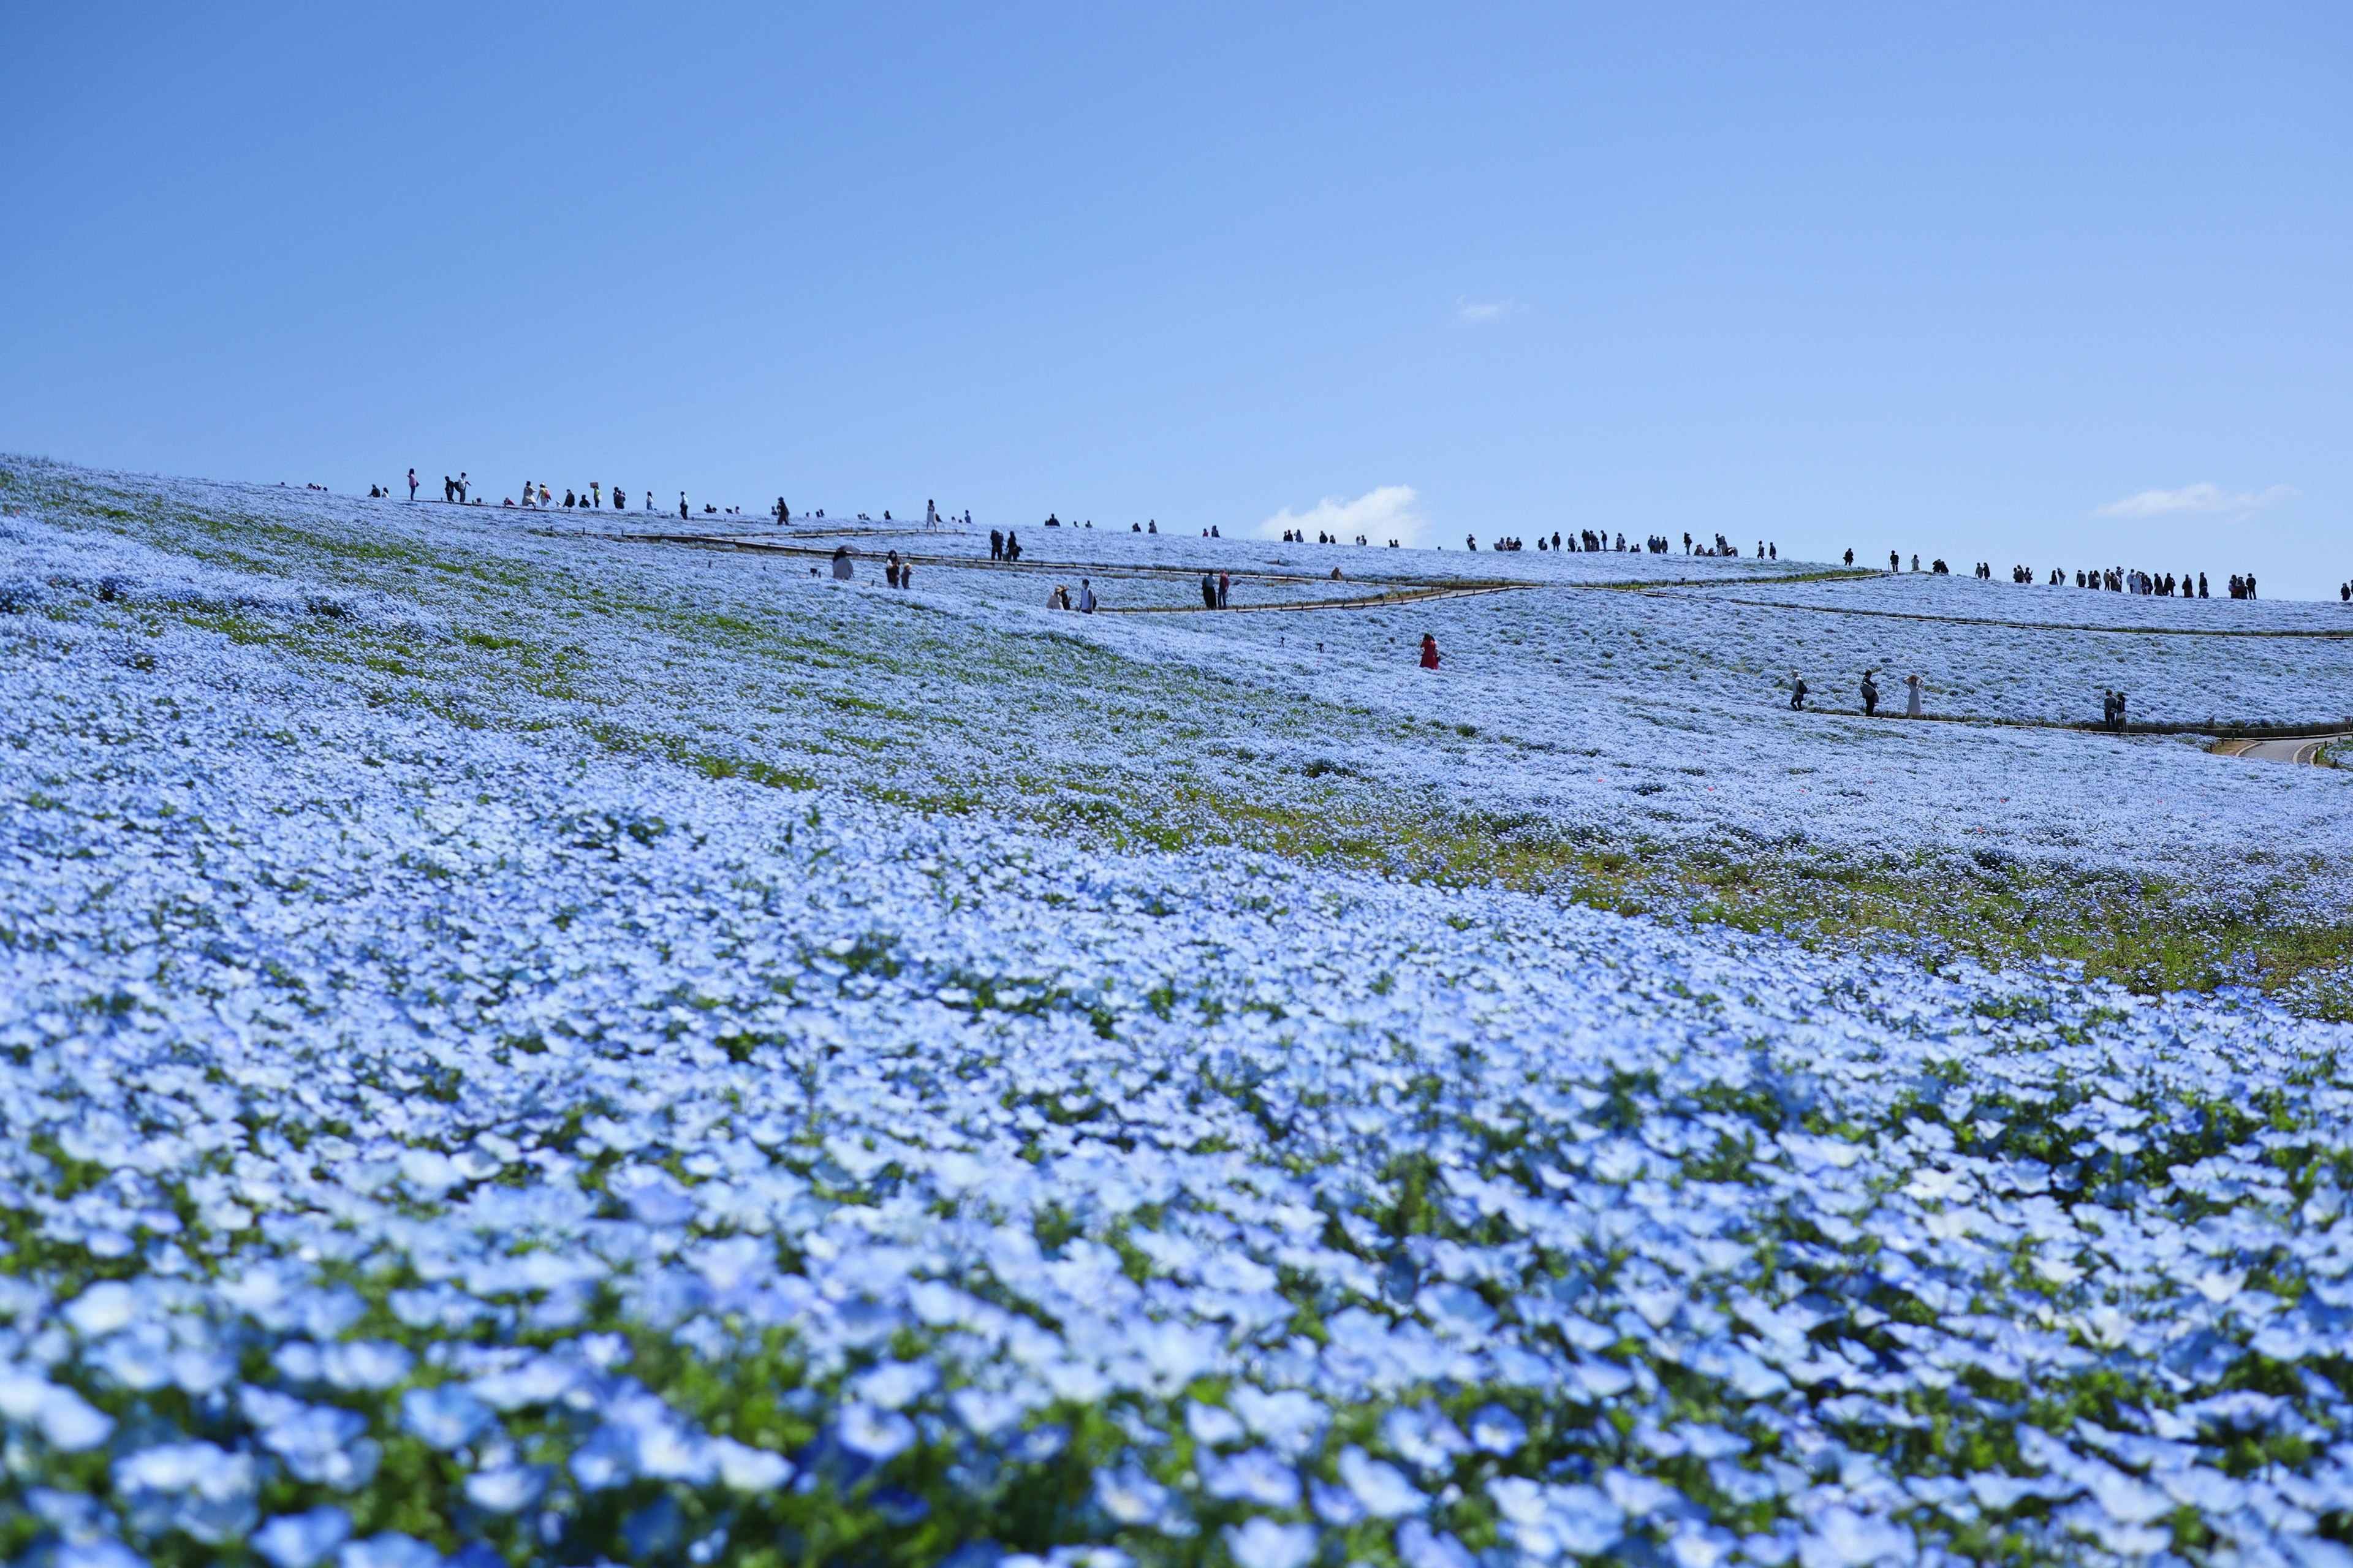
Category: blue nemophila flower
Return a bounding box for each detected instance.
[839,1399,917,1460]
[0,1368,116,1450]
[1222,1517,1317,1568]
[1091,1464,1170,1526]
[1199,1446,1300,1508]
[399,1384,493,1449]
[1337,1445,1423,1517]
[251,1507,352,1568]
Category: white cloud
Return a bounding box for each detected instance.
[2093,482,2297,523]
[1259,485,1430,548]
[1455,297,1526,324]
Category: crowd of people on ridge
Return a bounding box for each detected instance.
[1830,547,2265,600]
[371,471,985,532]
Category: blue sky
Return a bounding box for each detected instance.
[4,4,2347,593]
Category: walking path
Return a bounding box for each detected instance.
[2211,735,2348,764]
[1098,583,1528,615]
[1653,590,2353,640]
[604,529,1847,605]
[606,529,1506,594]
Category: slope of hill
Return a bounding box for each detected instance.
[4,458,2351,1568]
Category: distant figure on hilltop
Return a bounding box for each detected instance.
[680,493,689,521]
[407,468,418,501]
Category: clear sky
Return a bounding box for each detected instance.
[4,4,2347,593]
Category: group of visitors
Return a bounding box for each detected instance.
[988,529,1025,562]
[372,471,436,501]
[1847,550,2260,601]
[1046,578,1099,612]
[2065,567,2214,596]
[504,482,634,512]
[1199,572,1232,608]
[884,550,915,591]
[388,470,976,529]
[1783,667,2148,733]
[1789,668,1925,718]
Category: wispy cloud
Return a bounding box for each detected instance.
[1259,485,1430,548]
[2094,482,2297,523]
[1455,297,1526,325]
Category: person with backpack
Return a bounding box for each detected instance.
[1788,672,1809,711]
[1860,670,1879,716]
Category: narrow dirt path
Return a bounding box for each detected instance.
[1097,583,1532,615]
[1648,589,2353,639]
[591,529,1756,613]
[2211,735,2347,764]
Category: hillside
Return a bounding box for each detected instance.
[3,458,2351,1568]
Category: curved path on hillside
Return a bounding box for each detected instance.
[602,528,1809,610]
[2211,735,2348,765]
[1654,589,2353,639]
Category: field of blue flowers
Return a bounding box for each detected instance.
[3,463,2352,1568]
